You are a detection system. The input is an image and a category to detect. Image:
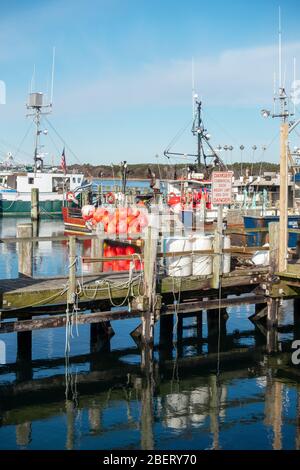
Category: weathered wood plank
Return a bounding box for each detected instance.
[0,267,268,311]
[0,309,141,333]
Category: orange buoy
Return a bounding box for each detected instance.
[106,192,116,204]
[81,205,95,221]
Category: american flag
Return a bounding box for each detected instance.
[60,147,67,174]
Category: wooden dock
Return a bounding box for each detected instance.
[1,220,300,362]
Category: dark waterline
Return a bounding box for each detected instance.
[0,217,300,450]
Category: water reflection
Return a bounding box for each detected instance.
[0,219,300,449]
[1,320,300,450]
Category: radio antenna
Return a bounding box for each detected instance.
[192,57,195,118]
[50,46,56,106]
[293,56,296,116]
[278,6,282,91]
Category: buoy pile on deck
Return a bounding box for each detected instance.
[81,205,148,234]
[103,243,143,272]
[167,189,212,210]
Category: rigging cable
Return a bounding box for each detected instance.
[44,117,83,165]
[14,121,34,159]
[164,117,193,154]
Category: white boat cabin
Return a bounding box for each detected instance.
[3,171,85,193]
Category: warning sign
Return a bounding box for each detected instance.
[211,171,233,205]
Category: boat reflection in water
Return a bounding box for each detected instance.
[0,219,300,450]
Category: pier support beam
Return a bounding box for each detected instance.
[294,298,300,338]
[31,187,39,221]
[16,422,32,448]
[209,375,220,450]
[159,314,173,361]
[91,236,103,273]
[278,122,289,273]
[196,311,203,355]
[207,308,228,354]
[16,325,32,381]
[141,226,159,344]
[177,314,184,358]
[296,388,300,450]
[17,223,33,278]
[264,375,283,450]
[267,298,279,329]
[140,375,154,450]
[211,205,223,290]
[65,400,75,451]
[90,322,113,355]
[67,236,77,305]
[88,407,102,435]
[266,298,279,353]
[207,308,228,336]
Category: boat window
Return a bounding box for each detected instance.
[28,177,34,184]
[72,177,76,183]
[77,177,81,183]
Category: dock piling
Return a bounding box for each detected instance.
[159,314,173,361]
[17,223,33,277]
[31,187,39,221]
[67,236,77,305]
[269,222,280,274]
[141,226,158,344]
[211,206,223,289]
[91,235,103,273]
[16,320,32,381]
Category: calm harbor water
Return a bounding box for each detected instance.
[0,217,300,450]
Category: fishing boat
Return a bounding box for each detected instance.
[62,97,228,234]
[0,92,85,217]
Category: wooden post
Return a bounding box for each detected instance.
[211,205,223,289]
[269,222,280,274]
[82,189,90,207]
[88,408,101,434]
[67,236,77,305]
[16,422,32,448]
[16,314,33,381]
[90,322,113,354]
[267,221,279,351]
[16,224,33,379]
[65,400,75,450]
[196,311,203,338]
[31,187,39,221]
[267,297,279,329]
[177,314,183,358]
[91,236,103,273]
[266,298,279,353]
[264,375,282,450]
[159,314,173,361]
[196,311,203,355]
[141,341,153,374]
[209,375,220,450]
[140,367,154,450]
[278,122,289,272]
[141,226,158,344]
[17,223,33,277]
[296,389,300,450]
[294,298,300,339]
[207,308,228,354]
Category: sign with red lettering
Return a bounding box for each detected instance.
[211,171,233,205]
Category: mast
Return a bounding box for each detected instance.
[34,106,41,173]
[197,99,202,169]
[261,7,293,272]
[164,97,226,178]
[26,93,52,173]
[27,51,55,173]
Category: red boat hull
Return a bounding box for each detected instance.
[62,207,91,234]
